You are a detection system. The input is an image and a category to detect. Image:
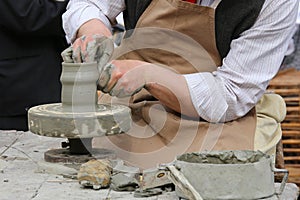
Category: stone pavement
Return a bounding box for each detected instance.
[0,130,299,200]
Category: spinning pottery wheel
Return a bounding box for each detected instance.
[28,62,132,163]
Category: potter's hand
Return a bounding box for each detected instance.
[98,60,149,97]
[61,46,73,63]
[61,34,114,70]
[72,34,114,64]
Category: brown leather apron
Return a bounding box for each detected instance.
[95,0,256,169]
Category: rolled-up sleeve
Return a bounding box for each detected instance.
[184,0,298,122]
[62,0,125,43]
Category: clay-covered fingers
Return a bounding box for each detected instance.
[98,60,148,98]
[71,35,85,63]
[110,79,144,97]
[98,63,117,93]
[70,34,114,64]
[93,36,114,71]
[98,60,146,97]
[61,46,73,63]
[110,68,145,97]
[81,35,113,64]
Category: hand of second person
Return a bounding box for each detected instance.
[98,60,150,97]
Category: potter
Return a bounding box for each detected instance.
[62,0,294,169]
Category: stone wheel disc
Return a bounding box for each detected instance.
[28,103,131,138]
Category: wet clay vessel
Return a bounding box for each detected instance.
[28,62,131,138]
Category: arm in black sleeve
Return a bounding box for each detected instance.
[0,0,69,36]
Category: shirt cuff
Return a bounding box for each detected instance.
[184,72,228,122]
[63,5,112,43]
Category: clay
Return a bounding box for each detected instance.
[98,63,114,92]
[85,35,114,70]
[28,62,132,138]
[174,150,281,200]
[61,46,73,63]
[110,172,139,191]
[60,62,99,112]
[60,35,114,70]
[177,150,269,164]
[98,63,145,97]
[110,159,140,191]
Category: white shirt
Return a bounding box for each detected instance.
[63,0,299,122]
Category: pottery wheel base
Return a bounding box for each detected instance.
[44,148,116,164]
[28,103,131,138]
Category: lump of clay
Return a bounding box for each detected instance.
[77,159,112,190]
[177,150,268,164]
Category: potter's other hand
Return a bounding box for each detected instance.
[61,46,73,63]
[72,34,114,67]
[98,60,149,98]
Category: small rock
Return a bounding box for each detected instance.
[77,159,112,190]
[3,179,8,182]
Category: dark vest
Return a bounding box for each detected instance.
[123,0,265,59]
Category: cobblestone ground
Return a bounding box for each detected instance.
[0,131,177,200]
[0,131,299,200]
